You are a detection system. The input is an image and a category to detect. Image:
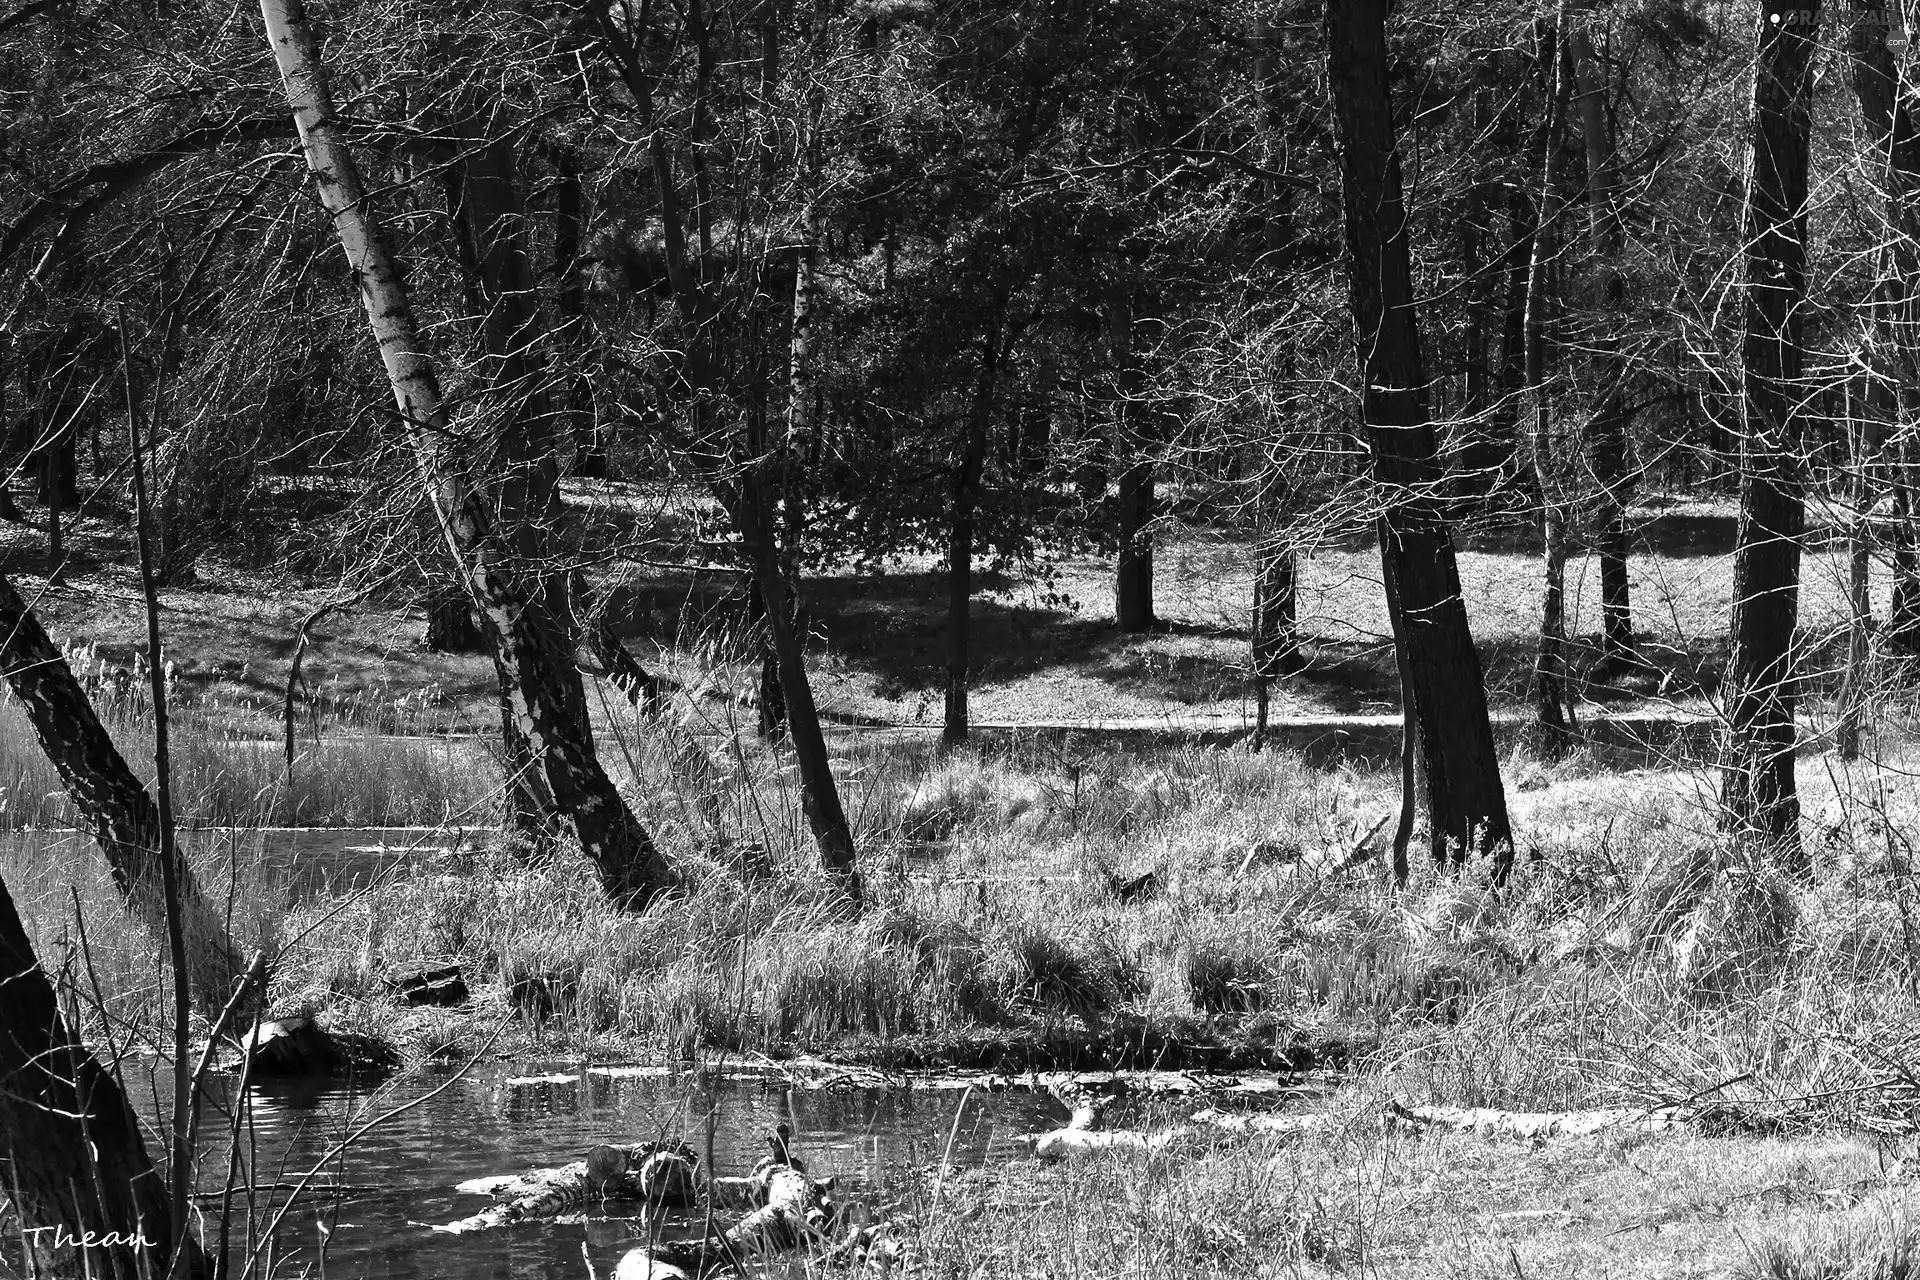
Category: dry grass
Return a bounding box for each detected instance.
[0,644,500,828]
[15,706,1920,1275]
[889,1128,1920,1278]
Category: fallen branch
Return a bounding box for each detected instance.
[1386,1099,1692,1139]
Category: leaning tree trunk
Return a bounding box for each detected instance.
[259,0,672,906]
[1325,0,1514,875]
[1721,0,1817,868]
[734,477,860,896]
[0,869,209,1280]
[1525,10,1576,756]
[0,572,243,1015]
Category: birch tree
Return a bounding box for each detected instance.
[257,0,674,906]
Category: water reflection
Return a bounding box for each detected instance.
[131,1063,1054,1279]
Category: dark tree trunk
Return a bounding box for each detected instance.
[0,872,208,1280]
[1839,372,1882,759]
[1251,533,1304,749]
[945,307,1005,748]
[1568,20,1638,673]
[1526,13,1575,756]
[1114,461,1156,632]
[553,149,607,479]
[0,571,243,1014]
[1325,0,1514,875]
[735,476,859,897]
[1722,0,1816,867]
[425,578,487,651]
[1850,9,1920,665]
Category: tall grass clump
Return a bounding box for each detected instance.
[1741,1202,1920,1280]
[0,668,500,828]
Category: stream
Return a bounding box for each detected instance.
[120,1061,1061,1279]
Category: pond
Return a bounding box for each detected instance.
[119,1061,1062,1280]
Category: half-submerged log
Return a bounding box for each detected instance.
[1024,1091,1187,1162]
[436,1141,700,1233]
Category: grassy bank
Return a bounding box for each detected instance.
[13,716,1920,1275]
[17,719,1920,1094]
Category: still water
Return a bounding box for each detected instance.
[122,1062,1057,1280]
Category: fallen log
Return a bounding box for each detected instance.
[434,1141,699,1233]
[1386,1099,1691,1139]
[1189,1108,1336,1138]
[616,1154,841,1277]
[1024,1088,1188,1162]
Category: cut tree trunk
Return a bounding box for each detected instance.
[259,0,672,907]
[0,869,210,1279]
[1325,0,1514,875]
[0,571,244,1014]
[1722,0,1816,867]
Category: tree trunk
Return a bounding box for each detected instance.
[1526,12,1575,755]
[1567,20,1638,673]
[945,309,1005,748]
[0,571,244,1015]
[1839,372,1880,760]
[1250,19,1305,722]
[1114,461,1156,631]
[1722,0,1816,867]
[735,476,860,897]
[553,149,607,479]
[1109,300,1157,633]
[259,0,673,907]
[1325,0,1514,876]
[0,871,209,1280]
[425,578,487,651]
[1850,6,1920,666]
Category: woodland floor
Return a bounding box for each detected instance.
[0,484,1888,746]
